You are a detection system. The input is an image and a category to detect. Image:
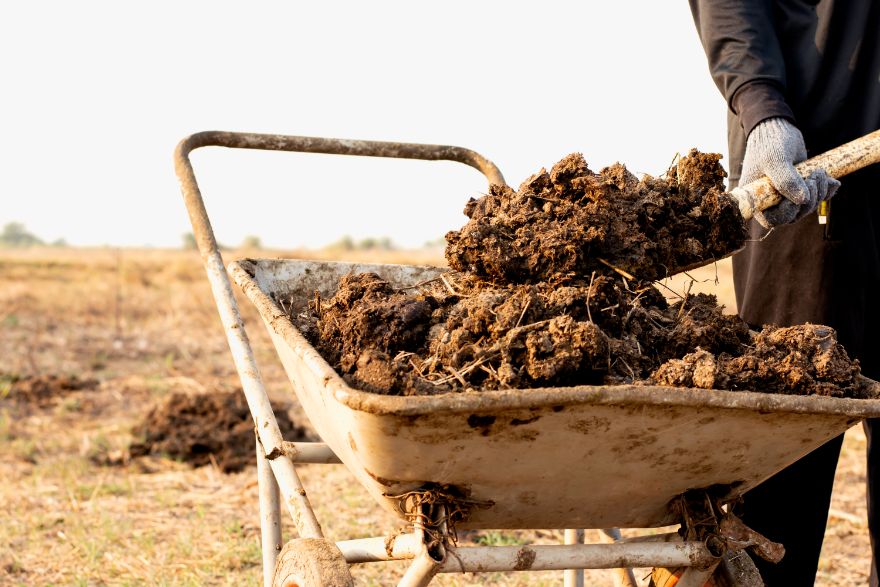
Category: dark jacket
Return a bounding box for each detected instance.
[691,0,880,181]
[689,0,880,376]
[690,3,880,585]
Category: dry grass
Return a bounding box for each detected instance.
[0,247,871,585]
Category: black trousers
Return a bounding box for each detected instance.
[868,420,880,587]
[730,169,880,585]
[739,419,880,586]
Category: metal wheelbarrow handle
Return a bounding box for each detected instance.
[173,130,504,575]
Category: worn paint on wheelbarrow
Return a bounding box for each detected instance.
[230,258,880,530]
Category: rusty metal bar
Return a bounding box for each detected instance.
[279,441,342,464]
[174,130,504,542]
[336,531,716,574]
[337,532,423,563]
[177,131,505,186]
[257,437,282,587]
[175,137,323,539]
[437,542,716,573]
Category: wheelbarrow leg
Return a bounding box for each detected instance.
[398,553,441,587]
[563,529,584,587]
[676,561,720,587]
[397,502,446,587]
[599,529,638,587]
[258,435,283,587]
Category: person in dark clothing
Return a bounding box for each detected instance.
[689,1,880,585]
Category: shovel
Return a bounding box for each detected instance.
[732,128,880,221]
[674,128,880,275]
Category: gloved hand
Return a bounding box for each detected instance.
[737,117,840,229]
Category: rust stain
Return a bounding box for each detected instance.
[400,414,422,427]
[623,432,658,449]
[364,468,402,487]
[517,491,538,506]
[567,416,612,434]
[513,547,537,570]
[511,429,540,441]
[510,415,541,426]
[384,534,396,558]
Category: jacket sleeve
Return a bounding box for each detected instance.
[689,0,796,136]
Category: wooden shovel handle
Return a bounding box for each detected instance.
[738,128,880,220]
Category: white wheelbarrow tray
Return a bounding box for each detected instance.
[230,257,880,531]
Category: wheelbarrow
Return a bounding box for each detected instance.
[174,131,880,587]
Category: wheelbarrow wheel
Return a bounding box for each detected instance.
[650,549,763,586]
[272,538,354,587]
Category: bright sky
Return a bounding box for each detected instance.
[1,2,729,249]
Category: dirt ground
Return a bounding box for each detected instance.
[0,247,872,585]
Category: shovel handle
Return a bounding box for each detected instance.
[737,127,880,220]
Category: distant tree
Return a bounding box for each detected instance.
[241,235,262,249]
[356,236,395,250]
[423,237,446,248]
[181,232,197,250]
[50,238,68,247]
[0,222,43,247]
[325,235,355,252]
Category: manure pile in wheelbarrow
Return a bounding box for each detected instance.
[294,150,868,398]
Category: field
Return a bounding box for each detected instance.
[0,247,872,585]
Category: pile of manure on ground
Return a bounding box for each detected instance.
[1,373,99,408]
[289,150,869,399]
[129,391,312,473]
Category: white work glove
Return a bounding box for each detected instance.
[738,117,840,229]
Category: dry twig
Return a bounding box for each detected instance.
[598,258,635,281]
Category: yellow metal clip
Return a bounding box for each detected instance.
[818,200,829,225]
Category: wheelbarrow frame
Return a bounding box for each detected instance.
[174,131,878,587]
